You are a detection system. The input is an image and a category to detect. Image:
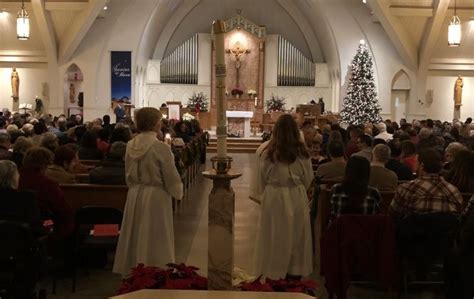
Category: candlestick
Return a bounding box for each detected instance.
[165,133,171,145]
[214,20,227,159]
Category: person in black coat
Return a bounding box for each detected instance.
[89,141,126,185]
[0,160,44,237]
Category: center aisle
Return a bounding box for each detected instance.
[181,153,261,275]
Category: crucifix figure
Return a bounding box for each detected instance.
[226,40,250,88]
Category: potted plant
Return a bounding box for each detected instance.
[117,263,208,295]
[265,94,286,113]
[187,92,209,113]
[231,88,244,98]
[240,276,317,296]
[247,89,257,98]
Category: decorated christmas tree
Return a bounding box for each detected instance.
[340,40,382,125]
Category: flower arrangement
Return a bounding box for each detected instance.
[265,94,286,113]
[247,89,257,97]
[182,112,195,121]
[231,88,244,96]
[118,263,208,295]
[240,276,317,296]
[187,92,209,112]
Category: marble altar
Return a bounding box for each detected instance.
[226,111,254,137]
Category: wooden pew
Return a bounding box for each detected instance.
[61,184,128,212]
[74,174,90,184]
[79,160,101,168]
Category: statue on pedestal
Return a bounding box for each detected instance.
[11,67,20,102]
[454,75,463,107]
[69,83,76,103]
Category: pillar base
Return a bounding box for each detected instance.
[203,169,241,290]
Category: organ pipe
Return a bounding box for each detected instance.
[277,35,315,87]
[160,34,198,84]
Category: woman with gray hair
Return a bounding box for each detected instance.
[0,160,43,235]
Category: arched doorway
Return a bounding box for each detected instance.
[64,64,84,117]
[391,70,411,122]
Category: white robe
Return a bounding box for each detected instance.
[253,151,314,279]
[113,131,183,276]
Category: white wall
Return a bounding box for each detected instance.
[426,73,474,122]
[0,63,48,111]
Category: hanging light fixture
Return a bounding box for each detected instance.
[448,0,461,47]
[16,1,29,40]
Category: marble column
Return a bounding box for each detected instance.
[204,171,241,290]
[204,19,242,291]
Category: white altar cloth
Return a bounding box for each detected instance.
[226,111,254,137]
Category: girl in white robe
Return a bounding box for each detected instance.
[253,115,314,279]
[113,108,183,276]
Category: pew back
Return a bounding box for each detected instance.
[61,184,128,212]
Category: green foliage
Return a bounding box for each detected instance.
[265,95,286,113]
[340,42,382,125]
[187,92,209,112]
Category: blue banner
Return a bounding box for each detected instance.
[111,51,132,103]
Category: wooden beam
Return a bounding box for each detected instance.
[370,0,418,69]
[418,0,449,73]
[58,0,107,63]
[31,0,58,62]
[391,6,474,17]
[45,2,88,11]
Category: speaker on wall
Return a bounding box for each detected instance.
[78,92,84,107]
[426,89,434,104]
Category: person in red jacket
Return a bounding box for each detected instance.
[19,147,74,238]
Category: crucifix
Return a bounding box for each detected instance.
[226,39,250,88]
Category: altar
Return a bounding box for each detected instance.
[226,110,254,137]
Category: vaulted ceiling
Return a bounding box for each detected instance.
[0,0,107,63]
[369,0,474,72]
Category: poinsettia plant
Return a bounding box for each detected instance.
[240,276,317,296]
[231,88,244,96]
[117,263,208,295]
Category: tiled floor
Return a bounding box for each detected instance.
[45,154,445,299]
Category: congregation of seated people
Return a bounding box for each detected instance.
[300,117,474,298]
[1,107,474,297]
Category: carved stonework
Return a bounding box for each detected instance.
[222,11,266,38]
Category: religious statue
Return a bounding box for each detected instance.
[11,67,20,101]
[69,83,76,103]
[454,75,463,107]
[226,39,250,89]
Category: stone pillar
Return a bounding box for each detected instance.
[203,169,241,290]
[203,20,242,290]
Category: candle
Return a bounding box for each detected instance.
[254,97,258,107]
[165,133,171,145]
[213,20,227,158]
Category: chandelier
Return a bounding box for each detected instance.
[17,1,29,40]
[448,0,461,47]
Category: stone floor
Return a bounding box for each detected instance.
[43,153,445,299]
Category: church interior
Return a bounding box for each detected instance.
[1,0,474,298]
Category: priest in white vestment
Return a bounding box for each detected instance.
[113,107,183,276]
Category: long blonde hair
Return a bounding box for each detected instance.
[265,114,309,163]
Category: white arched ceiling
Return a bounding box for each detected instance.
[151,0,323,62]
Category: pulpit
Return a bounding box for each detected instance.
[226,111,254,138]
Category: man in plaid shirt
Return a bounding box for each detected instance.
[390,148,463,218]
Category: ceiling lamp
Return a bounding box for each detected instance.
[17,1,29,40]
[448,0,461,47]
